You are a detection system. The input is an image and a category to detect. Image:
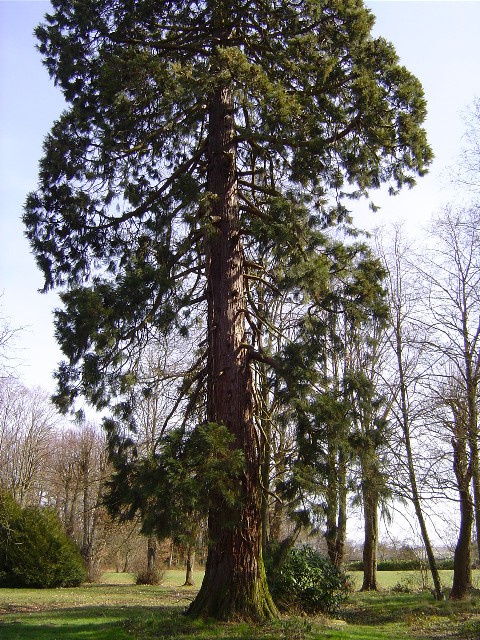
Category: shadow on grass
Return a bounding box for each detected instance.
[0,605,299,640]
[0,604,170,640]
[340,590,480,640]
[123,609,287,640]
[1,593,479,640]
[0,605,270,640]
[342,591,431,625]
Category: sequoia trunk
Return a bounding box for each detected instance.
[187,86,277,620]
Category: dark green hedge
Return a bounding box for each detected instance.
[348,558,455,571]
[0,492,86,588]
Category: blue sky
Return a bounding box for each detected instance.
[1,0,480,392]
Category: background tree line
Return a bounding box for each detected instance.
[0,374,184,584]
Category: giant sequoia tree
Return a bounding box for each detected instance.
[24,0,431,620]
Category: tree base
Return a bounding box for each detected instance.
[187,561,278,621]
[449,585,472,600]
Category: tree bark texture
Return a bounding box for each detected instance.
[325,444,348,568]
[467,387,480,564]
[325,440,338,566]
[361,477,378,591]
[147,536,157,572]
[270,428,286,544]
[451,485,473,599]
[336,447,348,567]
[450,427,473,599]
[187,86,277,620]
[472,470,480,563]
[260,377,271,559]
[184,546,195,586]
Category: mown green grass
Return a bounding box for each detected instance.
[101,569,202,588]
[100,567,480,591]
[99,568,480,591]
[1,571,480,640]
[0,606,134,639]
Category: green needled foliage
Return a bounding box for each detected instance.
[0,492,86,588]
[24,0,431,620]
[105,421,245,543]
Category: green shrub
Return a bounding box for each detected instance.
[135,568,164,585]
[348,559,423,571]
[391,576,419,593]
[347,560,363,571]
[266,544,350,615]
[348,557,456,571]
[0,492,86,588]
[377,559,421,571]
[437,558,455,570]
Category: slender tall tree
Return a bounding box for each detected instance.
[276,238,389,577]
[346,287,390,592]
[376,225,443,600]
[418,205,480,599]
[443,384,474,599]
[0,299,23,379]
[24,0,431,620]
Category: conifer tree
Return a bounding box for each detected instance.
[277,240,389,571]
[24,0,431,619]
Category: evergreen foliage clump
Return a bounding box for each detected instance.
[106,421,245,541]
[266,544,351,615]
[0,492,86,588]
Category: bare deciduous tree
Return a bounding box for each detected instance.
[417,205,480,599]
[49,424,109,582]
[376,224,444,599]
[0,379,58,506]
[0,298,23,379]
[449,97,480,195]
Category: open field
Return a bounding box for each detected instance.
[0,570,479,639]
[101,568,480,590]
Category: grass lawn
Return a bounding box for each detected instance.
[0,570,479,639]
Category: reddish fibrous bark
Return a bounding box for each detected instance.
[188,86,277,620]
